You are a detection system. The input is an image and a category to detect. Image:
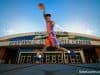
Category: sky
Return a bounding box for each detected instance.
[0,0,100,37]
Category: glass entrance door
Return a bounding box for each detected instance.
[18,51,83,64]
[19,53,33,64]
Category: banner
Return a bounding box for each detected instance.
[9,39,91,46]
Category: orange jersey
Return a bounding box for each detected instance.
[45,21,59,47]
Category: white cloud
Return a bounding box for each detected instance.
[55,21,94,35]
[4,20,38,35]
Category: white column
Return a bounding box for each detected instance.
[80,49,85,63]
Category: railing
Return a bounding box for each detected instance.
[18,51,82,64]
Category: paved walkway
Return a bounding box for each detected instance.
[0,63,100,75]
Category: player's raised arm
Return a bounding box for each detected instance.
[38,3,46,19]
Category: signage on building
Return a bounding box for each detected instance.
[59,39,91,45]
[34,32,46,35]
[9,39,91,46]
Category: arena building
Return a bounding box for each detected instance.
[0,31,100,64]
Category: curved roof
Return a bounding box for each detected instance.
[0,31,100,41]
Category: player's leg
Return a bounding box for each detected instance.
[49,31,58,47]
[45,38,50,47]
[51,37,68,51]
[49,38,55,47]
[42,38,50,52]
[49,32,68,51]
